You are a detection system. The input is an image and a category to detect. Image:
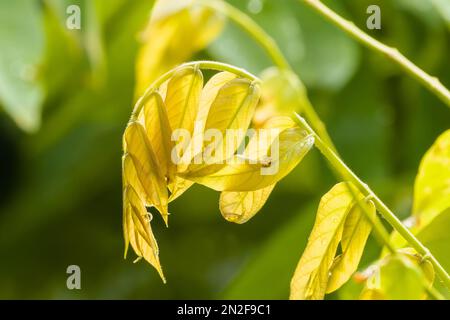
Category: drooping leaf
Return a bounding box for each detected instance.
[326,200,375,293]
[290,182,358,300]
[122,153,149,206]
[123,121,169,224]
[183,78,261,176]
[141,91,174,180]
[170,72,237,201]
[220,185,275,224]
[165,66,203,137]
[182,127,314,192]
[0,0,45,132]
[179,71,238,168]
[218,116,297,223]
[123,186,165,282]
[135,0,224,96]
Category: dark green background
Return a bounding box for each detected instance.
[0,0,449,299]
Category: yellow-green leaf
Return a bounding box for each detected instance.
[383,130,450,255]
[170,72,238,199]
[219,185,275,224]
[123,121,169,224]
[165,66,203,136]
[123,186,165,282]
[362,255,425,300]
[290,182,357,300]
[413,129,450,226]
[183,78,261,176]
[181,127,313,192]
[122,153,149,205]
[326,200,375,293]
[141,91,174,181]
[218,116,296,223]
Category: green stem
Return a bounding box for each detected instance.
[197,0,337,152]
[294,113,450,290]
[131,61,260,120]
[197,0,290,70]
[299,0,450,108]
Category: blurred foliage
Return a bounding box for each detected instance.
[0,0,449,299]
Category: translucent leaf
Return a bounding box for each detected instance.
[183,78,261,176]
[218,116,296,223]
[253,67,307,128]
[122,153,149,205]
[326,200,375,293]
[413,129,450,226]
[219,185,275,224]
[123,121,169,224]
[290,182,357,300]
[135,1,224,97]
[141,91,174,181]
[181,127,314,192]
[170,72,237,201]
[0,0,45,132]
[165,66,203,136]
[123,186,165,282]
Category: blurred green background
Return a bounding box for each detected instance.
[0,0,449,299]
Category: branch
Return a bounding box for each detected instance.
[300,0,450,108]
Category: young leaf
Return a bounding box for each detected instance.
[124,121,169,225]
[383,130,450,254]
[141,92,174,180]
[413,129,450,227]
[181,127,314,192]
[179,71,238,168]
[290,182,357,300]
[122,153,149,206]
[326,200,375,293]
[123,186,165,282]
[219,185,275,224]
[170,72,238,200]
[218,116,296,223]
[165,66,203,137]
[183,78,261,176]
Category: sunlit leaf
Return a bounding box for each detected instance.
[170,71,237,201]
[123,186,165,282]
[182,127,314,192]
[183,78,261,176]
[413,129,450,226]
[141,91,174,181]
[218,116,296,223]
[165,66,203,136]
[219,185,275,224]
[326,200,375,293]
[123,121,169,224]
[122,153,149,206]
[290,182,358,300]
[135,0,224,97]
[384,130,450,255]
